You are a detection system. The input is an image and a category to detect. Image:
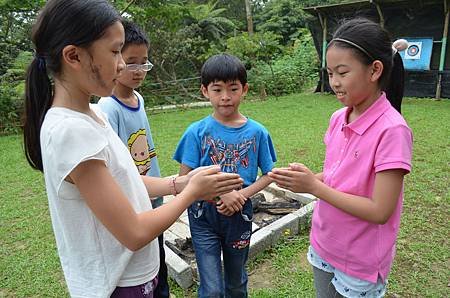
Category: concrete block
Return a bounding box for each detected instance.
[164,244,193,289]
[170,221,191,239]
[164,230,179,244]
[249,227,273,259]
[293,201,316,228]
[267,213,299,238]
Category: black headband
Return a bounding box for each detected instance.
[329,38,375,61]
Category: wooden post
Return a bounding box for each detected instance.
[245,0,254,36]
[374,2,385,28]
[436,0,449,99]
[317,11,327,93]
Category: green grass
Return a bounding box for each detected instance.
[1,93,449,297]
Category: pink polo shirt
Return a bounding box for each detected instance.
[310,93,413,283]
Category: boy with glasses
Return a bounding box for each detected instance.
[98,20,170,298]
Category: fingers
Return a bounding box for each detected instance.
[215,172,241,181]
[270,168,295,176]
[214,177,243,193]
[196,165,221,175]
[289,163,304,170]
[268,171,294,184]
[216,201,235,216]
[231,202,242,212]
[217,208,234,216]
[268,171,299,192]
[237,193,247,206]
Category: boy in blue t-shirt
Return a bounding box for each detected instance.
[173,53,277,297]
[98,20,170,298]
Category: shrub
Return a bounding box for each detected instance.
[0,51,31,134]
[248,29,319,97]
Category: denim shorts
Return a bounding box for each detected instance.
[308,246,387,298]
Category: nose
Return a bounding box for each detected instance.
[221,91,231,101]
[329,75,340,88]
[117,54,126,74]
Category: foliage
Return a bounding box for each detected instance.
[254,0,307,45]
[225,31,283,69]
[184,1,236,41]
[247,29,319,97]
[0,51,32,134]
[253,0,345,46]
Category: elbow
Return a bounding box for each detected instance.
[373,217,389,225]
[126,242,145,252]
[370,213,391,225]
[122,230,153,252]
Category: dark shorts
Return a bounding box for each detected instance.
[111,276,158,298]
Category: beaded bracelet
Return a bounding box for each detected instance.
[170,176,178,196]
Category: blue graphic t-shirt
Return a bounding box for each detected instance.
[173,115,276,187]
[98,91,163,206]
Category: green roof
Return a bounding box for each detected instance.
[303,0,447,15]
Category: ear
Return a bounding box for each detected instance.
[242,83,249,97]
[61,45,82,70]
[370,60,384,82]
[201,85,209,99]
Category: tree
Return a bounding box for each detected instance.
[184,1,236,41]
[245,0,254,35]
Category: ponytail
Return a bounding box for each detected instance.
[385,52,405,114]
[23,56,53,172]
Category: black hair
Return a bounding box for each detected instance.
[201,53,247,87]
[121,19,149,51]
[23,0,121,172]
[327,18,404,113]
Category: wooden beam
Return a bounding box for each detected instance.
[370,0,385,28]
[317,11,327,93]
[436,0,450,99]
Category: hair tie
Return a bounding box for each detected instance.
[392,39,409,55]
[329,38,375,61]
[33,50,47,71]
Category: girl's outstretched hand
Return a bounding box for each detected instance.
[268,163,318,194]
[182,165,243,200]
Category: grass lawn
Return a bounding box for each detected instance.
[0,93,449,297]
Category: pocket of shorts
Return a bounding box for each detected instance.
[189,201,205,219]
[240,200,253,222]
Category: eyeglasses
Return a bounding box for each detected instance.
[125,61,153,72]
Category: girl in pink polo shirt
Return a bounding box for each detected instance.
[269,18,413,297]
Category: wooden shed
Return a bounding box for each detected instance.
[304,0,450,99]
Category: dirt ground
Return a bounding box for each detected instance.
[248,247,312,290]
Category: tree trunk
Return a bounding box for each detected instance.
[244,0,254,35]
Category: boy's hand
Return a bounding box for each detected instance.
[183,166,243,200]
[216,190,246,216]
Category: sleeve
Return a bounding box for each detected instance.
[324,109,342,146]
[47,118,108,196]
[172,126,201,169]
[258,129,277,175]
[374,124,413,173]
[97,99,119,133]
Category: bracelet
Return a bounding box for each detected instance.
[170,176,178,196]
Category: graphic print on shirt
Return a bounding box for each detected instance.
[201,135,256,173]
[127,129,156,175]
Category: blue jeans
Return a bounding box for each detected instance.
[188,200,253,298]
